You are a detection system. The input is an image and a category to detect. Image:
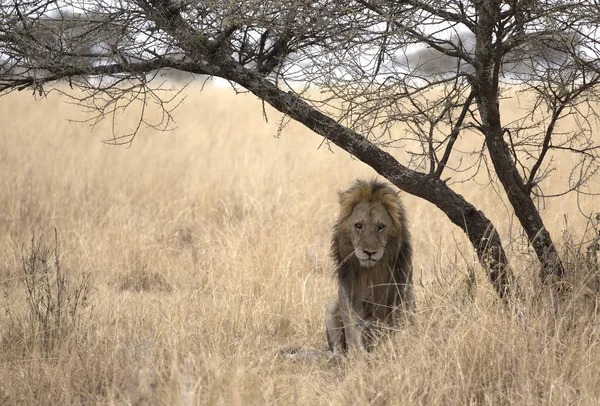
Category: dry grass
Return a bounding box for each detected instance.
[0,85,599,405]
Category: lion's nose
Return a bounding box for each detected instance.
[363,249,377,257]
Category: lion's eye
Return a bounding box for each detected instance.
[355,223,363,230]
[378,224,386,231]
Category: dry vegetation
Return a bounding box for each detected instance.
[1,85,600,405]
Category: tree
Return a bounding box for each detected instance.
[2,0,600,297]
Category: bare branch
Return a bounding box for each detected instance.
[435,89,476,178]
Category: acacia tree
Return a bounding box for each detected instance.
[2,0,600,297]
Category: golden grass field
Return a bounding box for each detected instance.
[1,84,599,405]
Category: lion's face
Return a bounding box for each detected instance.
[345,201,395,268]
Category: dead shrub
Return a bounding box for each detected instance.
[3,229,91,354]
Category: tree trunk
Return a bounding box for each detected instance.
[473,0,565,283]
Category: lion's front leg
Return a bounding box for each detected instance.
[325,297,345,356]
[338,290,367,353]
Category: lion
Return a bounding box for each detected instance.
[325,178,414,356]
[281,179,414,360]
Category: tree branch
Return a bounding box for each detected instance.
[354,0,476,66]
[435,89,476,178]
[403,0,476,29]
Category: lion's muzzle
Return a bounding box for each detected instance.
[354,247,384,267]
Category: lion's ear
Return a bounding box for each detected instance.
[337,190,355,219]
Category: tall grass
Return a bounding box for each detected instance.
[0,86,599,404]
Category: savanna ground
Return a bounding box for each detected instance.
[1,83,600,405]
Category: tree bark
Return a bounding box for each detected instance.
[473,0,565,283]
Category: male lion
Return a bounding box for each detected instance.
[326,179,414,356]
[280,179,413,360]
